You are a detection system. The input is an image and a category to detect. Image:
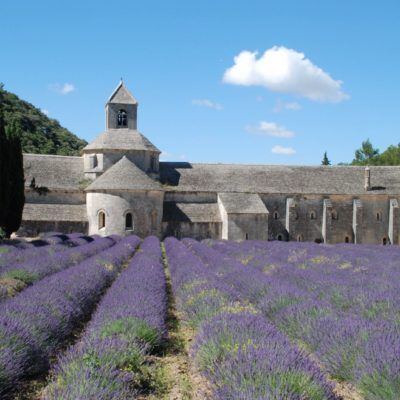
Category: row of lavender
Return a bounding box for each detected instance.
[165,237,338,399]
[43,236,168,399]
[0,234,140,397]
[0,232,92,267]
[200,239,400,400]
[0,234,121,301]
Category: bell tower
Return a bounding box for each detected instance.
[105,80,138,130]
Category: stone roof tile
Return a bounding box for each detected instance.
[107,81,137,104]
[163,202,221,223]
[22,203,87,222]
[23,154,84,191]
[86,156,162,191]
[83,129,160,152]
[160,162,400,195]
[218,192,268,214]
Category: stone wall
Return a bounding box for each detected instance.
[19,221,88,237]
[106,103,137,130]
[86,190,164,237]
[25,189,85,205]
[161,221,221,240]
[84,150,159,179]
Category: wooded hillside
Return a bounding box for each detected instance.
[0,85,87,156]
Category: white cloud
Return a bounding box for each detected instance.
[192,99,223,110]
[247,121,295,138]
[273,99,302,113]
[271,145,296,155]
[49,82,76,95]
[223,46,349,102]
[160,151,172,161]
[41,109,49,116]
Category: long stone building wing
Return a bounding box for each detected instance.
[20,82,400,245]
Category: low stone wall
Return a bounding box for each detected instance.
[18,221,88,236]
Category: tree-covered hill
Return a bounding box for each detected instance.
[0,84,87,156]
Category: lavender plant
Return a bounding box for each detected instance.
[44,236,167,400]
[203,238,400,399]
[0,234,140,397]
[0,236,118,298]
[165,237,338,399]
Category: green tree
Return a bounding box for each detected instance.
[0,92,25,238]
[352,139,379,165]
[3,121,25,237]
[376,144,400,165]
[0,88,8,236]
[321,151,331,165]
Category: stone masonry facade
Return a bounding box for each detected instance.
[20,82,400,245]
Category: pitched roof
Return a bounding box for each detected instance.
[83,129,160,153]
[86,156,162,191]
[107,81,137,104]
[22,203,87,222]
[160,163,400,195]
[163,202,221,223]
[218,193,268,214]
[23,154,85,190]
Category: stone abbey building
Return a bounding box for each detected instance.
[21,82,400,244]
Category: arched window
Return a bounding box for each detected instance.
[277,234,283,241]
[125,213,133,230]
[297,235,302,242]
[98,211,106,229]
[345,236,350,243]
[310,211,316,220]
[117,110,127,127]
[376,212,382,221]
[331,210,338,220]
[273,211,279,220]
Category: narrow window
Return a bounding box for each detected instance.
[273,211,279,220]
[125,213,133,230]
[151,210,157,229]
[117,110,127,127]
[345,236,350,243]
[383,237,387,245]
[297,235,302,242]
[150,156,157,171]
[310,211,316,220]
[245,233,249,240]
[98,212,105,229]
[331,210,338,220]
[89,154,97,169]
[376,212,382,221]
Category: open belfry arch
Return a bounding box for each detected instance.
[20,82,400,244]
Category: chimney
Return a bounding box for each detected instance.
[364,166,371,191]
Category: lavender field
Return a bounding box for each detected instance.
[0,234,398,399]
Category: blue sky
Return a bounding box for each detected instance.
[2,0,400,165]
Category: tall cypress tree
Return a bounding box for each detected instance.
[4,121,25,237]
[0,85,25,238]
[0,89,8,235]
[321,151,331,166]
